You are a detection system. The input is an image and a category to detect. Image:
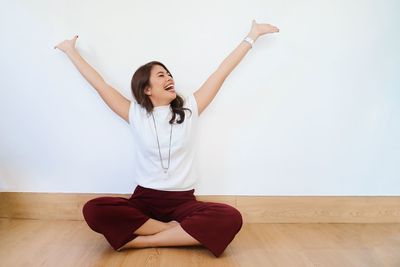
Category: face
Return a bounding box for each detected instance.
[145,64,176,106]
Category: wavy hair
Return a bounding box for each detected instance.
[131,61,192,124]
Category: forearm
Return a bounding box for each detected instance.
[65,48,106,91]
[216,32,259,78]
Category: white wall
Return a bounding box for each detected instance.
[1,0,399,195]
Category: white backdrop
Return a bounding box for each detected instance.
[0,0,399,195]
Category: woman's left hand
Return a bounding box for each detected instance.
[248,19,279,40]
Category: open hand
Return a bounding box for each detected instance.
[248,19,279,40]
[54,35,79,53]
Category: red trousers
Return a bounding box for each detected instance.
[82,185,243,257]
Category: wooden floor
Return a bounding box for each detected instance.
[1,218,399,267]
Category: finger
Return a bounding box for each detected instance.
[270,25,279,32]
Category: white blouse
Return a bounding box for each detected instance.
[128,94,199,191]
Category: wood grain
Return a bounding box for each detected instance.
[1,218,399,266]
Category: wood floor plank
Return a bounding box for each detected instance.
[1,219,399,267]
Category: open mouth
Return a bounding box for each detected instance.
[165,84,175,92]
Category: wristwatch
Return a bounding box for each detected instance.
[243,36,255,48]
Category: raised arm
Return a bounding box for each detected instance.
[54,35,130,123]
[193,20,279,115]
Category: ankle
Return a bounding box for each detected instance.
[166,220,179,229]
[121,235,152,249]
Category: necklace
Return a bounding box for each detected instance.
[151,112,173,173]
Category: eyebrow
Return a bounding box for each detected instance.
[156,71,170,75]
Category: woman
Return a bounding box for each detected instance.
[54,19,279,257]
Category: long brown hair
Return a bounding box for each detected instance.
[131,61,192,124]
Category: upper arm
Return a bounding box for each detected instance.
[96,83,131,123]
[193,70,226,116]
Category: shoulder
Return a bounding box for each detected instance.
[128,99,145,125]
[184,93,199,118]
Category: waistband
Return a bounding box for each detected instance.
[130,185,196,200]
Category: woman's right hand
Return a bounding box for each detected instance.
[54,35,79,53]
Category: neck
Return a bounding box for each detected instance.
[154,103,170,107]
[151,99,171,107]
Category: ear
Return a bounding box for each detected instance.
[144,86,152,96]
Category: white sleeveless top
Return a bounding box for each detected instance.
[128,94,199,191]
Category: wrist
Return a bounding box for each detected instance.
[243,33,258,49]
[247,31,259,42]
[65,47,78,56]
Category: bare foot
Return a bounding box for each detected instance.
[117,221,180,251]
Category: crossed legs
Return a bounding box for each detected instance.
[82,194,242,256]
[117,218,200,251]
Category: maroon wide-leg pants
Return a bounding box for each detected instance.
[82,185,243,257]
